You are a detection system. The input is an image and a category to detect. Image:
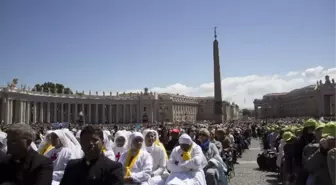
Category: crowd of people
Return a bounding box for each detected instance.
[0,120,254,185]
[0,117,334,185]
[260,118,336,185]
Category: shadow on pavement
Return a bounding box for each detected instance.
[266,178,282,185]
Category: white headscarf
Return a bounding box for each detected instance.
[103,130,113,151]
[63,129,81,147]
[0,131,7,153]
[75,130,81,139]
[53,130,73,148]
[179,133,193,145]
[30,142,38,151]
[142,129,159,142]
[126,132,144,150]
[112,130,129,161]
[112,130,129,148]
[142,129,160,153]
[37,130,53,153]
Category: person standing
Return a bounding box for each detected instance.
[0,123,53,185]
[60,125,124,185]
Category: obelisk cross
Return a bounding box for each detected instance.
[214,27,217,40]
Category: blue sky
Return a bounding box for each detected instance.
[0,0,335,94]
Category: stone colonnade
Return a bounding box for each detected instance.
[1,98,145,124]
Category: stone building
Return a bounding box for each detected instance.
[196,97,240,121]
[0,86,202,124]
[157,93,198,122]
[254,75,336,118]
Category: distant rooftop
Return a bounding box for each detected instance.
[263,92,287,97]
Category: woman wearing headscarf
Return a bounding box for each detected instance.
[119,132,153,185]
[38,130,54,155]
[103,130,113,151]
[112,130,129,161]
[142,129,169,185]
[44,129,76,185]
[102,130,116,161]
[165,133,207,185]
[62,128,83,159]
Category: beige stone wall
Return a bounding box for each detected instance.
[254,76,336,118]
[196,97,236,121]
[0,88,238,124]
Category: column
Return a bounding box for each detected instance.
[129,104,132,123]
[122,104,126,123]
[4,99,11,124]
[14,100,20,123]
[60,103,64,122]
[102,104,106,124]
[20,101,25,123]
[8,99,13,124]
[88,104,91,123]
[137,104,140,123]
[82,104,85,123]
[74,104,78,122]
[33,102,37,123]
[109,105,112,124]
[116,104,119,123]
[26,102,31,124]
[20,101,24,123]
[95,104,99,124]
[39,102,44,123]
[67,103,71,122]
[0,98,5,123]
[47,102,51,123]
[53,103,57,122]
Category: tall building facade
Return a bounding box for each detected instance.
[0,86,239,124]
[0,87,201,124]
[254,75,336,118]
[197,97,240,121]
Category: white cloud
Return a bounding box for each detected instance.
[127,66,335,109]
[286,71,299,77]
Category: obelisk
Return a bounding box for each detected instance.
[213,27,223,124]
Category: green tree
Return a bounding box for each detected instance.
[75,91,84,96]
[33,82,73,94]
[242,108,251,116]
[12,78,18,86]
[7,78,19,88]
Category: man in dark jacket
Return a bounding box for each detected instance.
[0,150,5,158]
[0,123,53,185]
[293,119,317,185]
[283,132,297,184]
[60,125,124,185]
[165,129,180,154]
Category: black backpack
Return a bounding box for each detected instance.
[257,150,277,171]
[257,151,268,170]
[265,151,277,172]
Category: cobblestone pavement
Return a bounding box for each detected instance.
[228,139,281,185]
